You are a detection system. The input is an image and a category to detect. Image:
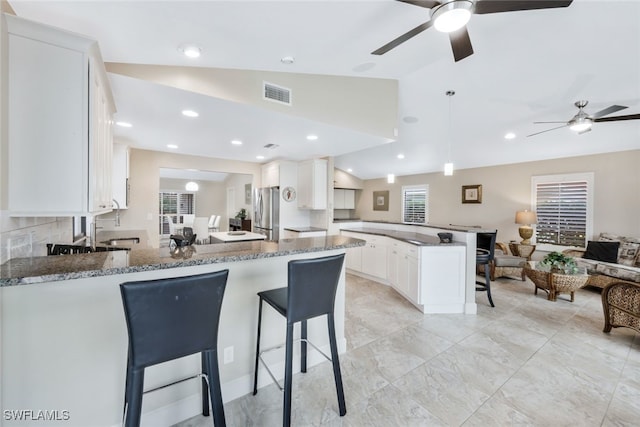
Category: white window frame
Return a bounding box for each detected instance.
[402,184,429,224]
[531,172,594,252]
[159,190,196,235]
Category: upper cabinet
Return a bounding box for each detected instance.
[334,189,355,209]
[261,162,280,188]
[112,144,129,209]
[4,14,116,216]
[297,159,327,210]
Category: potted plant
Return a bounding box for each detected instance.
[540,251,578,274]
[235,208,247,220]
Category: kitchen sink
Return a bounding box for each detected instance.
[100,237,140,246]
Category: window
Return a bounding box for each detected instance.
[402,185,428,224]
[159,191,195,234]
[532,173,593,249]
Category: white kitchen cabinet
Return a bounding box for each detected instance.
[297,159,327,210]
[5,15,115,216]
[112,144,129,209]
[334,189,355,210]
[361,235,388,280]
[341,230,363,272]
[389,240,421,304]
[261,162,280,188]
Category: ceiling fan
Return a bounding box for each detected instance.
[527,101,640,137]
[371,0,573,62]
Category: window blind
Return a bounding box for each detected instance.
[402,186,428,224]
[535,180,588,247]
[159,192,195,234]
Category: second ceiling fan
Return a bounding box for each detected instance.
[372,0,573,62]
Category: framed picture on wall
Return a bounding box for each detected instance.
[373,190,389,211]
[462,185,482,204]
[245,183,252,204]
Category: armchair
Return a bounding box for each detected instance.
[602,281,640,334]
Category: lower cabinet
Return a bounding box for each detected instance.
[389,240,421,305]
[342,229,466,313]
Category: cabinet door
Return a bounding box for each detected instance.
[388,245,399,288]
[344,189,356,209]
[298,159,327,209]
[112,144,129,208]
[362,236,387,280]
[261,163,279,187]
[397,254,410,296]
[407,255,420,303]
[334,189,345,209]
[341,231,363,272]
[89,60,113,213]
[8,33,86,214]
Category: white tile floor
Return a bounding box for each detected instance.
[175,273,640,426]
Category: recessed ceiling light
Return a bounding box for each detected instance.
[116,121,132,128]
[256,155,265,160]
[182,109,199,118]
[178,44,202,58]
[231,140,243,145]
[306,134,318,141]
[281,56,295,64]
[347,168,353,173]
[397,153,405,159]
[504,132,516,140]
[167,144,178,149]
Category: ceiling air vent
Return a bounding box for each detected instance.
[263,82,292,106]
[263,143,279,149]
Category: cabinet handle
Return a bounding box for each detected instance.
[99,204,107,208]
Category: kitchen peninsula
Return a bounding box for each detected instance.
[0,236,364,427]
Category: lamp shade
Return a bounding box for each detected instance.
[515,210,537,225]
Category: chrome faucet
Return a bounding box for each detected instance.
[92,199,121,246]
[112,199,121,227]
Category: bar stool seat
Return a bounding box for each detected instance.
[252,253,347,427]
[119,270,229,427]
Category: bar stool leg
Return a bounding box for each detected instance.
[301,319,307,373]
[253,298,263,396]
[484,264,495,307]
[327,313,347,416]
[204,350,227,427]
[283,323,294,427]
[124,369,145,427]
[201,354,210,416]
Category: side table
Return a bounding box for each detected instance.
[509,243,536,260]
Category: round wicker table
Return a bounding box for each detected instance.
[524,262,589,302]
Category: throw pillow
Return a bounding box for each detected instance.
[619,238,640,266]
[598,233,623,242]
[584,241,620,263]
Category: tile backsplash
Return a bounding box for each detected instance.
[0,211,72,263]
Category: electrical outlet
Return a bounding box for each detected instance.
[223,346,234,364]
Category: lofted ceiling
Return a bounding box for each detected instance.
[9,0,640,180]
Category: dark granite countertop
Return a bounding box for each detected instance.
[338,220,495,233]
[284,227,327,233]
[0,236,365,287]
[341,228,466,247]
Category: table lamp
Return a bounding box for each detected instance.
[515,210,537,244]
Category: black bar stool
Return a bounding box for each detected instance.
[476,232,497,307]
[119,270,229,427]
[252,253,347,427]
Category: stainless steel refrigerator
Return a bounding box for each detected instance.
[253,187,279,241]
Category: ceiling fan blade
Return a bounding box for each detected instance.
[397,0,441,9]
[449,27,474,62]
[591,105,628,119]
[474,1,573,15]
[594,113,640,123]
[533,121,567,124]
[371,20,433,55]
[527,124,567,137]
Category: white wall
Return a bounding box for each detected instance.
[356,150,640,243]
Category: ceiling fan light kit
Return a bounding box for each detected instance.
[432,1,473,33]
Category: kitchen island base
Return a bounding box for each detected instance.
[1,250,347,427]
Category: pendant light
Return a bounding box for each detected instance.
[444,90,455,176]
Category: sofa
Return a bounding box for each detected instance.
[563,233,640,289]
